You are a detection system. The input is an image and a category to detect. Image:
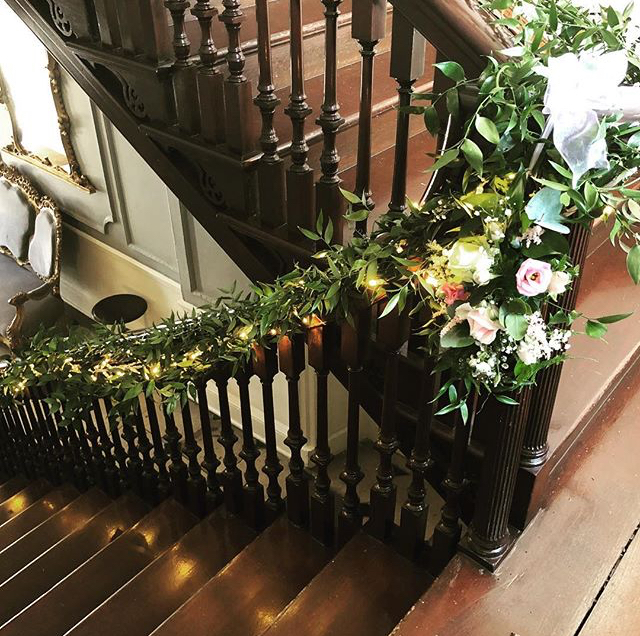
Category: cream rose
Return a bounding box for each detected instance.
[455,303,502,345]
[548,270,571,298]
[445,238,496,286]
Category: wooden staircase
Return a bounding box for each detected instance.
[0,476,430,636]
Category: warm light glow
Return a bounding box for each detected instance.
[367,278,385,288]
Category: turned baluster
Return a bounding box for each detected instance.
[308,323,335,545]
[429,390,474,574]
[80,410,108,492]
[351,0,387,234]
[399,364,438,561]
[104,397,129,492]
[24,390,58,483]
[92,399,120,497]
[521,224,591,469]
[252,344,284,521]
[9,404,36,479]
[192,0,226,144]
[369,304,411,541]
[219,0,257,155]
[46,387,81,487]
[254,0,285,228]
[165,0,200,134]
[460,390,533,571]
[316,0,346,243]
[180,399,207,516]
[235,363,265,529]
[164,406,189,504]
[285,0,315,238]
[145,396,171,501]
[388,13,425,216]
[278,334,310,526]
[32,387,66,485]
[0,408,18,476]
[120,407,144,496]
[19,396,47,479]
[212,365,243,513]
[138,0,173,62]
[196,381,223,510]
[338,310,369,545]
[133,405,159,504]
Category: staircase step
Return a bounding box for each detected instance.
[0,488,112,586]
[0,483,79,552]
[0,477,29,505]
[0,497,197,636]
[0,491,149,626]
[0,480,52,526]
[151,515,333,636]
[262,532,430,636]
[66,507,257,636]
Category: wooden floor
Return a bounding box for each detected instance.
[392,358,640,636]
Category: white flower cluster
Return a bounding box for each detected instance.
[517,311,571,365]
[468,347,501,385]
[521,225,545,247]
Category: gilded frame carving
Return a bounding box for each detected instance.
[0,54,95,193]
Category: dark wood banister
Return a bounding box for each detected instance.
[4,0,276,283]
[388,0,509,74]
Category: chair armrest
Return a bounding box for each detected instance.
[9,282,54,307]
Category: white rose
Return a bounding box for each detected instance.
[517,343,539,365]
[456,303,502,345]
[446,238,496,285]
[548,271,571,298]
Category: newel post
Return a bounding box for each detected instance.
[460,389,532,571]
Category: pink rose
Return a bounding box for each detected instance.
[456,303,501,345]
[441,283,469,306]
[516,258,553,297]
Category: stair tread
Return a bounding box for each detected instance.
[0,479,52,526]
[151,515,333,636]
[0,491,149,627]
[0,477,29,506]
[66,506,257,636]
[261,531,431,636]
[0,497,197,636]
[0,488,112,586]
[0,483,79,552]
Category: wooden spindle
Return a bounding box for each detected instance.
[19,397,46,479]
[252,344,284,520]
[351,0,387,234]
[460,390,532,571]
[9,405,35,479]
[521,224,591,468]
[192,0,226,144]
[80,411,108,492]
[165,0,200,134]
[92,399,120,497]
[138,0,173,62]
[429,391,474,574]
[369,304,411,541]
[133,406,159,504]
[316,0,346,243]
[338,310,369,545]
[24,391,58,483]
[45,388,78,487]
[196,381,224,510]
[278,334,310,526]
[181,400,208,516]
[212,366,244,513]
[164,406,189,504]
[285,0,315,238]
[398,365,437,561]
[219,0,257,155]
[388,12,425,216]
[308,324,335,545]
[33,387,66,485]
[0,408,18,476]
[121,409,144,496]
[254,0,286,228]
[235,364,266,529]
[145,396,171,501]
[105,397,129,493]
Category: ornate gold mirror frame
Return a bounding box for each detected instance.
[0,54,95,193]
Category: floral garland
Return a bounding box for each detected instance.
[1,0,640,424]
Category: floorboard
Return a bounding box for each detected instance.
[392,360,640,636]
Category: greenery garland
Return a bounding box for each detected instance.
[2,0,640,426]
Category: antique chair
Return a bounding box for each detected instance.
[0,164,64,352]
